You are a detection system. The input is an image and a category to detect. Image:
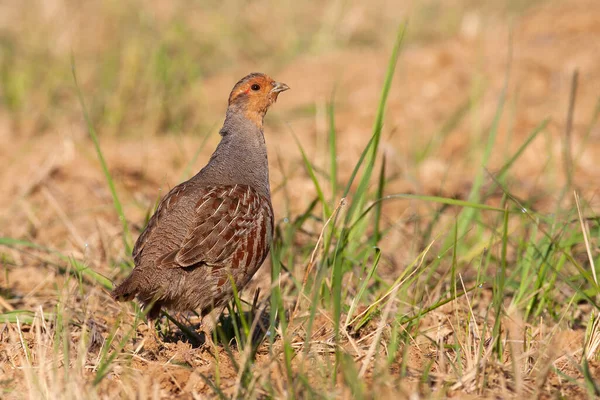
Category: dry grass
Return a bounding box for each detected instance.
[2,0,600,398]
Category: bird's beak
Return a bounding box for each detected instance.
[271,82,290,93]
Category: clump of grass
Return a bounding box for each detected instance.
[2,5,600,398]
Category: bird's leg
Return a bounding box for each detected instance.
[199,308,222,351]
[147,317,161,342]
[142,303,162,353]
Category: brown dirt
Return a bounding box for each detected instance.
[2,0,600,398]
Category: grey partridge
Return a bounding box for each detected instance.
[112,73,289,333]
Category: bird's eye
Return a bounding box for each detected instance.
[251,84,260,91]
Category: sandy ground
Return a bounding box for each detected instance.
[1,0,600,398]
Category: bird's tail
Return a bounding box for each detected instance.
[111,273,139,302]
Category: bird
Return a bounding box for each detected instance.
[111,72,289,343]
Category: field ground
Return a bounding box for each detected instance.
[1,0,600,398]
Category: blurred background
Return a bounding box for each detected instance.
[2,0,599,252]
[2,0,600,397]
[1,0,600,294]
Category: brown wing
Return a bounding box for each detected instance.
[132,182,190,265]
[174,184,272,270]
[133,183,272,274]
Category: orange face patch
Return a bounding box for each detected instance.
[228,73,282,128]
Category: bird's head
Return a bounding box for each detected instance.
[228,73,289,128]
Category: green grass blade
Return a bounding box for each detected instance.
[494,118,549,182]
[348,193,505,235]
[372,154,386,245]
[345,248,381,327]
[1,237,113,289]
[454,34,513,241]
[328,99,338,199]
[71,56,132,255]
[229,276,250,346]
[291,129,331,217]
[492,204,509,359]
[0,310,55,324]
[93,315,136,385]
[345,23,406,224]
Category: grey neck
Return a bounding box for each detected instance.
[194,108,271,199]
